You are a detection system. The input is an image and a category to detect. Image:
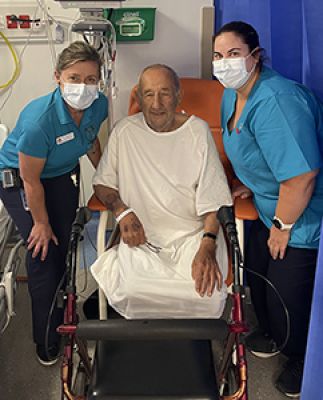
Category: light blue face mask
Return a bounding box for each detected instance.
[212,51,257,90]
[61,82,99,110]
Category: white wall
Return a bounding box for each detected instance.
[0,0,214,200]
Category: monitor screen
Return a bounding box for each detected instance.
[55,0,126,9]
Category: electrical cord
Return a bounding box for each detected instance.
[8,15,41,23]
[36,0,57,67]
[0,32,20,89]
[45,270,67,361]
[0,5,40,114]
[240,264,291,353]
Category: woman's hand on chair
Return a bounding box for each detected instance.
[191,241,223,297]
[232,184,252,200]
[119,212,147,247]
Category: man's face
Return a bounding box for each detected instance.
[138,68,180,132]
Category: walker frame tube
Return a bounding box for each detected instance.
[58,230,91,400]
[58,226,249,400]
[218,241,248,400]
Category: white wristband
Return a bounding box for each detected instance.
[115,208,134,223]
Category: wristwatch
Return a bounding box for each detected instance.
[202,232,217,241]
[272,216,294,231]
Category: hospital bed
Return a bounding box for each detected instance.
[0,128,25,335]
[0,198,25,334]
[57,78,258,400]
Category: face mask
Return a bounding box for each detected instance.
[61,82,99,110]
[212,52,256,90]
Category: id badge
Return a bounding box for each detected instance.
[56,132,75,145]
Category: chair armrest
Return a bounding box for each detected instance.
[234,196,258,221]
[87,194,108,212]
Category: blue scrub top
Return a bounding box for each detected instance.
[221,66,323,249]
[0,87,108,178]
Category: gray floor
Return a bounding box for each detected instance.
[0,216,288,400]
[0,281,288,400]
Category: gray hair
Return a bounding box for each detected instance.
[137,64,180,98]
[55,41,102,74]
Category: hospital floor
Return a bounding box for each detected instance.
[0,217,290,400]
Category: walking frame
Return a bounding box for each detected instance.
[57,205,250,400]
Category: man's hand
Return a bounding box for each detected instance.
[119,211,146,247]
[191,240,223,297]
[27,222,58,261]
[267,226,290,260]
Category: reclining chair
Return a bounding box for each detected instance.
[69,78,258,400]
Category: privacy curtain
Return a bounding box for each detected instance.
[214,0,323,100]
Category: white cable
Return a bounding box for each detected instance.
[96,19,117,135]
[36,0,57,68]
[0,5,40,115]
[36,0,59,24]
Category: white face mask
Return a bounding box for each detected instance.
[212,52,256,90]
[61,82,99,110]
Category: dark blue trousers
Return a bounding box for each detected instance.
[0,169,79,346]
[246,219,317,359]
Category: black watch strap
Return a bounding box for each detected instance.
[202,232,217,241]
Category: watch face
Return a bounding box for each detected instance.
[272,218,282,229]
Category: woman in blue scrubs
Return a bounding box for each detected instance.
[0,41,108,365]
[213,21,323,398]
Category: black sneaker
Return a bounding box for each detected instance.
[275,359,303,398]
[245,329,280,358]
[36,343,60,366]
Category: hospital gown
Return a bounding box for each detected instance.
[91,113,233,319]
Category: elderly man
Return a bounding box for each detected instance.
[91,64,232,319]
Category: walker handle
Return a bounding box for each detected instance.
[77,319,228,341]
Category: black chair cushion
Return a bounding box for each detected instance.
[87,339,219,399]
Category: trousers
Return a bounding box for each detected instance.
[246,219,317,358]
[0,168,79,346]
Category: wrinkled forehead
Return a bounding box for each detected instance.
[139,68,177,93]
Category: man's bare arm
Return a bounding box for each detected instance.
[94,184,146,246]
[94,184,127,216]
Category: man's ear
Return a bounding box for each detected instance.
[134,85,143,107]
[176,88,183,107]
[134,84,140,100]
[129,84,142,115]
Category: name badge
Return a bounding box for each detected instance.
[56,132,75,145]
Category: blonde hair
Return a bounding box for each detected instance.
[56,41,102,74]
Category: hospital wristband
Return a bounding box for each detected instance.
[115,208,134,223]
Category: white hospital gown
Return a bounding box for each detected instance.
[91,113,233,319]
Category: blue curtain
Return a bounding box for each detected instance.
[301,221,323,399]
[214,0,323,100]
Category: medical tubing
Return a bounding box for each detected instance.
[37,0,57,67]
[240,265,291,353]
[0,32,20,89]
[0,5,40,113]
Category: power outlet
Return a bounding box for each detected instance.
[0,2,47,42]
